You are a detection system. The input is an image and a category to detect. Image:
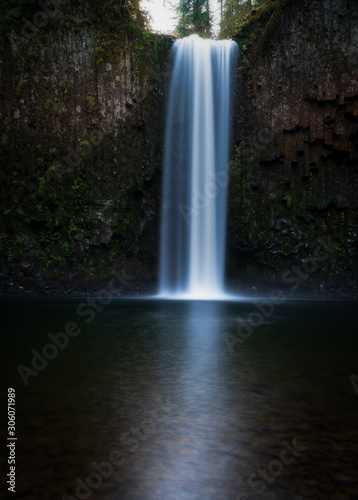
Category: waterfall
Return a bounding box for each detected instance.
[159,35,238,299]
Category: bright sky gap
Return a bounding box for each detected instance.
[141,0,222,36]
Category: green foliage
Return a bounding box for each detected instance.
[44,98,66,119]
[95,46,105,57]
[0,0,39,32]
[176,0,212,38]
[219,0,285,40]
[86,93,96,112]
[60,80,72,92]
[27,51,39,60]
[1,134,9,148]
[80,141,90,156]
[0,0,173,289]
[0,0,150,38]
[220,0,252,39]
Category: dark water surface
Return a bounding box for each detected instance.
[3,297,358,500]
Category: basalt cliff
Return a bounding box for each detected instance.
[0,0,357,297]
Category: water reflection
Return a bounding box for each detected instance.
[3,298,358,500]
[152,301,232,499]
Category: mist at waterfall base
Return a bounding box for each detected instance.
[159,35,238,300]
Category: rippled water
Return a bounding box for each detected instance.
[3,297,358,499]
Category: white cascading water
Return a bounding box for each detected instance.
[159,35,238,299]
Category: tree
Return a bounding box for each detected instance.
[175,0,212,38]
[219,0,252,39]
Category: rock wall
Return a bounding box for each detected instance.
[0,0,173,294]
[229,0,358,297]
[1,0,357,297]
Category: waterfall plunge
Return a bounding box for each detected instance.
[159,35,238,299]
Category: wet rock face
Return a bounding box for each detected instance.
[0,4,173,294]
[1,0,357,297]
[228,0,358,296]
